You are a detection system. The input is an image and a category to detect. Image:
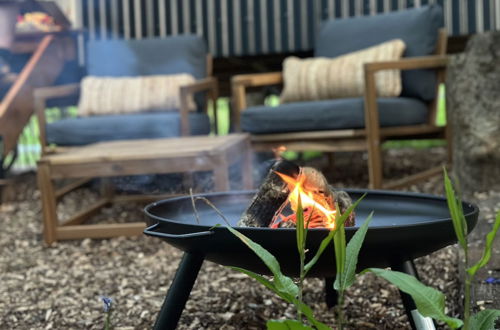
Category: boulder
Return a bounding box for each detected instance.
[446,31,500,194]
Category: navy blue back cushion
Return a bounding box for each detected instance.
[315,5,443,101]
[86,35,207,79]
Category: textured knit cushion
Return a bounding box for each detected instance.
[86,35,208,108]
[46,112,211,146]
[78,74,197,116]
[315,4,443,101]
[280,39,405,103]
[241,98,428,134]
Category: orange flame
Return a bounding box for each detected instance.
[274,171,336,229]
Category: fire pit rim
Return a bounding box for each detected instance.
[144,189,479,232]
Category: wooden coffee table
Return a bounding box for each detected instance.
[37,134,252,245]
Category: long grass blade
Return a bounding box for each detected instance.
[340,212,373,290]
[364,268,463,329]
[467,210,500,276]
[304,194,366,275]
[443,168,468,250]
[225,226,298,297]
[296,195,305,256]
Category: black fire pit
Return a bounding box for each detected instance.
[144,189,479,330]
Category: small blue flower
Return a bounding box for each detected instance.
[100,296,113,313]
[484,277,500,284]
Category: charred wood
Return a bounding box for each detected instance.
[237,160,300,227]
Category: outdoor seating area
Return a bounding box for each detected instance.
[1,1,500,329]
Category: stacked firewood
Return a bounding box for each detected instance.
[238,160,355,229]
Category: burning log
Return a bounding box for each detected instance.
[238,160,300,227]
[238,161,355,229]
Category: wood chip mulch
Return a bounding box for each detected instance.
[1,147,497,329]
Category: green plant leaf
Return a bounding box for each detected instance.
[296,195,305,256]
[339,212,373,290]
[365,268,463,329]
[225,226,298,298]
[231,267,294,303]
[304,231,334,275]
[469,309,500,330]
[303,194,366,276]
[231,268,330,329]
[267,319,313,330]
[333,204,346,291]
[289,299,331,330]
[467,210,500,277]
[443,168,468,250]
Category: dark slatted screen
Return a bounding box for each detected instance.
[80,0,500,57]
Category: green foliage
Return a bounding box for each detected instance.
[469,309,500,330]
[364,268,463,329]
[443,168,468,250]
[267,319,314,330]
[443,170,500,329]
[334,212,373,291]
[467,210,500,277]
[219,168,500,330]
[230,268,330,329]
[225,226,329,329]
[330,197,371,330]
[333,204,346,289]
[225,226,298,298]
[304,195,365,276]
[296,195,306,258]
[225,194,367,329]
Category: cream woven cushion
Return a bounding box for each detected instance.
[280,39,406,103]
[78,73,197,116]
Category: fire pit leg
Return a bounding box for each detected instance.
[154,252,204,330]
[324,277,338,308]
[392,260,436,330]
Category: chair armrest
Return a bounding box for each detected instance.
[34,83,80,101]
[362,55,448,123]
[179,77,219,135]
[231,72,283,131]
[364,56,448,73]
[362,55,449,187]
[231,71,283,88]
[34,83,80,154]
[180,77,218,95]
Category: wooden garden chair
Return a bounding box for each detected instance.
[232,5,449,189]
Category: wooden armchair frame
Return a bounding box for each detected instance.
[34,54,218,206]
[34,54,218,156]
[232,30,449,189]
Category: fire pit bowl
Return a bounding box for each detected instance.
[144,189,478,277]
[144,189,478,330]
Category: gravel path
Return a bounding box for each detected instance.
[0,147,496,329]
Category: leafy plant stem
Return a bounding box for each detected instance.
[336,289,345,330]
[295,196,308,324]
[298,262,305,323]
[463,275,472,330]
[333,204,346,330]
[104,309,112,330]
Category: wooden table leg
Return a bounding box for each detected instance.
[100,177,115,201]
[37,161,58,245]
[213,155,230,192]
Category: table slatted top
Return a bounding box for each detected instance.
[41,134,249,165]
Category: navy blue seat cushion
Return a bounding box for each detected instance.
[86,35,207,79]
[315,5,443,102]
[46,112,211,146]
[241,98,428,134]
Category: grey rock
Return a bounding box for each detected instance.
[447,31,500,195]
